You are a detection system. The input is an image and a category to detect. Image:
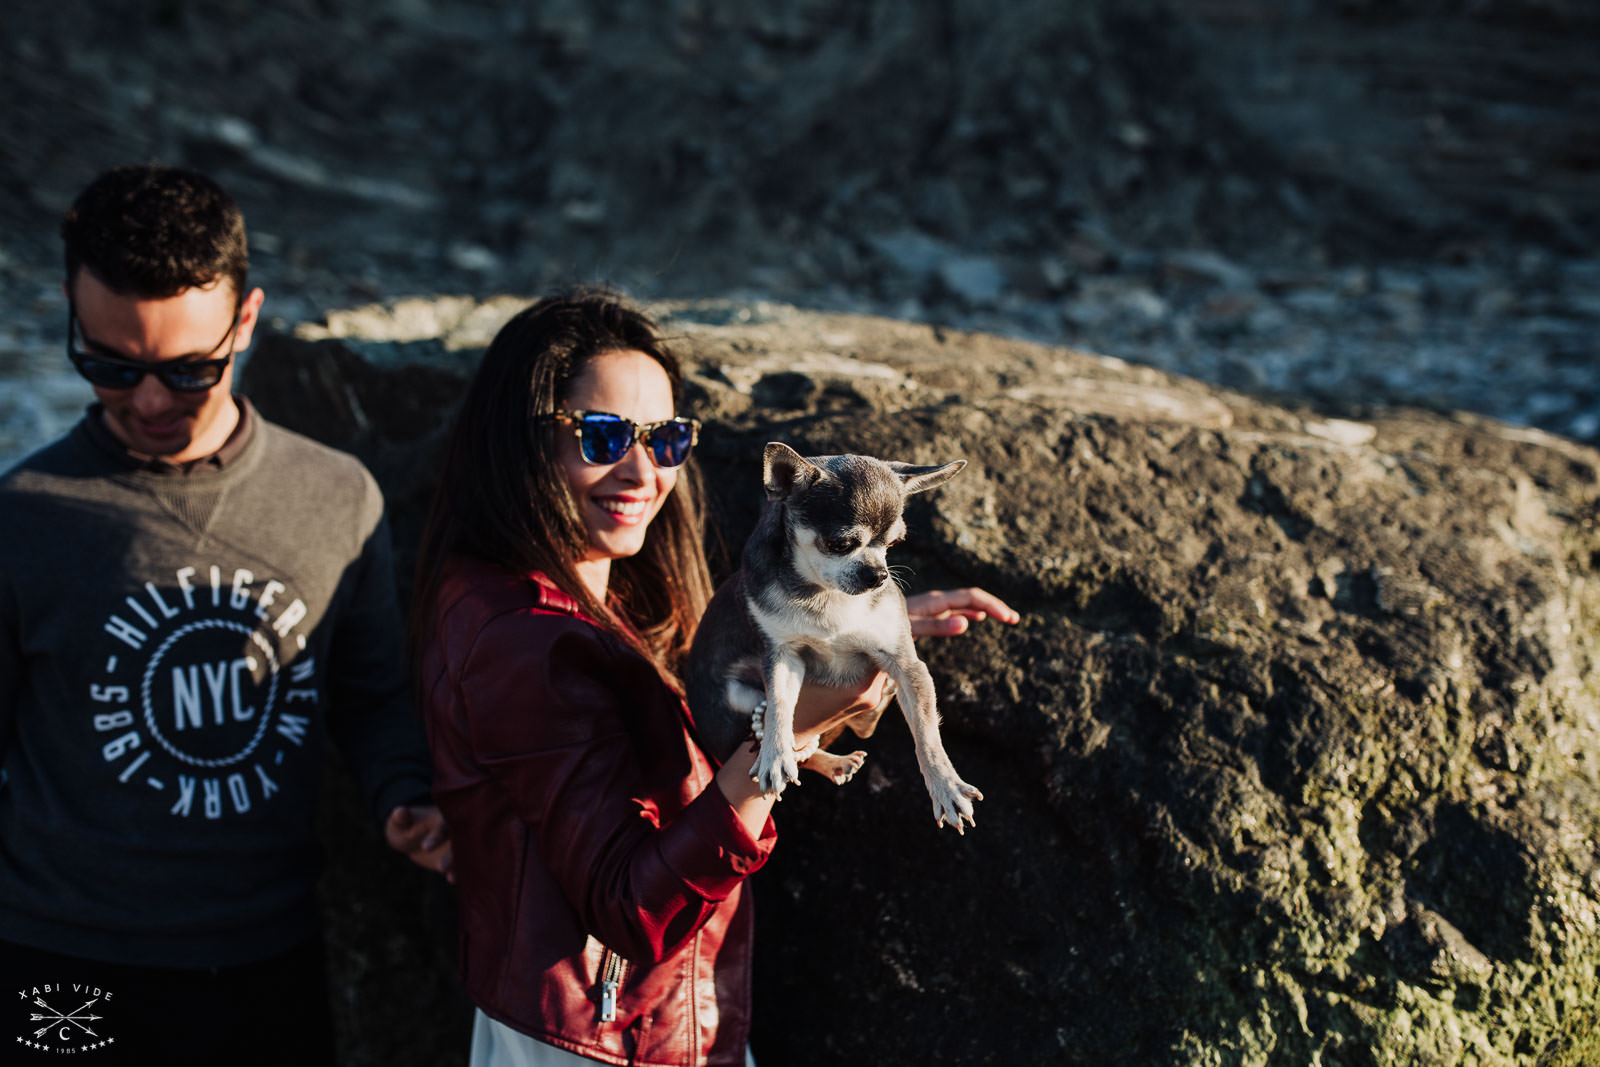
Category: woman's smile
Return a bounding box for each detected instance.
[593,493,653,523]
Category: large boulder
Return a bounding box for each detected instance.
[243,297,1600,1066]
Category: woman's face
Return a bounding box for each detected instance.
[557,349,681,579]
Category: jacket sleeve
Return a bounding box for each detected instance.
[325,509,433,824]
[458,609,774,964]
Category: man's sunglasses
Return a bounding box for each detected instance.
[548,410,700,468]
[67,301,240,394]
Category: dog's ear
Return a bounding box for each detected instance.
[890,459,966,495]
[764,442,823,501]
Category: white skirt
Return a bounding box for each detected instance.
[470,1009,758,1067]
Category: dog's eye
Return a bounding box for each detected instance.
[822,536,858,555]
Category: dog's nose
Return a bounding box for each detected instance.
[855,564,888,589]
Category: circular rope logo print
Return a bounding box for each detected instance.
[140,619,281,768]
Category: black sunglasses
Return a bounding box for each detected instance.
[549,410,700,468]
[66,301,240,394]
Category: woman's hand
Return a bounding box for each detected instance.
[906,587,1020,637]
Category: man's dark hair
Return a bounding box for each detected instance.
[62,164,248,301]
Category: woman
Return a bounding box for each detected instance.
[412,288,1015,1067]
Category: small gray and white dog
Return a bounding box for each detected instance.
[687,442,983,832]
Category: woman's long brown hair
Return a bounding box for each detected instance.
[408,286,714,687]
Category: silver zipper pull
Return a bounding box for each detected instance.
[600,979,619,1022]
[597,946,627,1023]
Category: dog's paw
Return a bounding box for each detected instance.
[752,739,802,797]
[929,776,984,834]
[802,749,867,786]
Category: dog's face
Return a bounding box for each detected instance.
[790,463,905,595]
[763,443,964,596]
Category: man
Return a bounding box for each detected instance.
[0,164,450,1065]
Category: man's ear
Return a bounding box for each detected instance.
[890,459,967,495]
[764,442,823,502]
[231,286,267,354]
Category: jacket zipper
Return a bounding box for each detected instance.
[598,947,628,1023]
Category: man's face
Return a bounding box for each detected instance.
[69,269,264,463]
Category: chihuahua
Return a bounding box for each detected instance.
[687,442,982,832]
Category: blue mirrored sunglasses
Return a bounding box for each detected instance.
[549,410,700,468]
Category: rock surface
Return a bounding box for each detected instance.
[3,0,1597,473]
[245,296,1600,1065]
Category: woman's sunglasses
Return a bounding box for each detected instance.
[66,301,240,394]
[549,410,700,468]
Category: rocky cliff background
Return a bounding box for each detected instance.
[3,0,1598,466]
[2,1,1598,1064]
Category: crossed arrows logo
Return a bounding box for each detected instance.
[28,996,103,1040]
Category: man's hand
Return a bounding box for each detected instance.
[906,587,1021,637]
[385,804,454,883]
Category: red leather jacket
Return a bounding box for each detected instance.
[420,556,775,1066]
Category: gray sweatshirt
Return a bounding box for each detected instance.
[0,400,430,967]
